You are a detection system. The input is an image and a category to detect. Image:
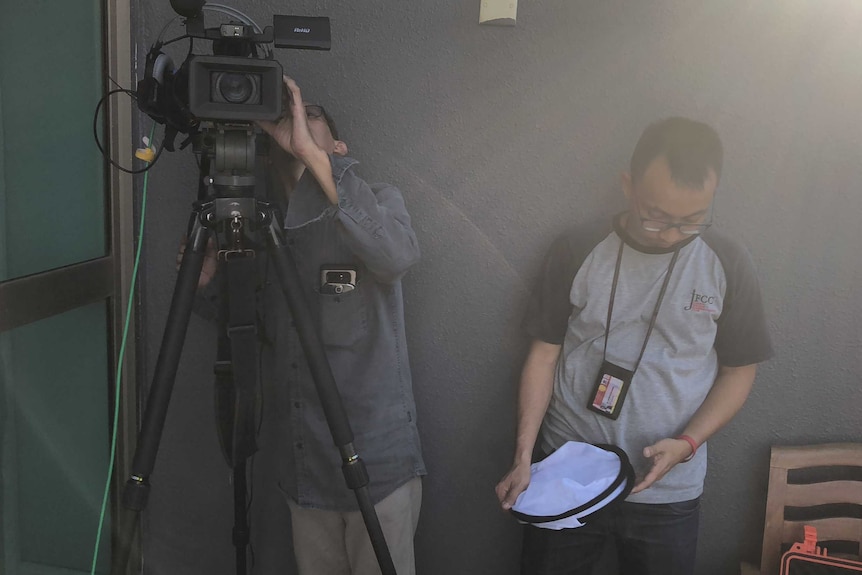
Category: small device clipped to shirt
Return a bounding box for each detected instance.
[320,265,357,294]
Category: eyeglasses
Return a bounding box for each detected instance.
[304,104,325,119]
[280,104,326,119]
[633,196,714,236]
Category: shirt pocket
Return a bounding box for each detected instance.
[317,284,368,348]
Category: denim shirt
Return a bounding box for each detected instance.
[259,154,425,511]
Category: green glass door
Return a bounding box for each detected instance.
[0,1,114,573]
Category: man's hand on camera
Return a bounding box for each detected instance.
[258,76,338,204]
[176,236,217,289]
[258,76,326,165]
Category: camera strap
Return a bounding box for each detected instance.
[214,252,261,467]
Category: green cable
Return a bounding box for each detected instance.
[90,126,155,575]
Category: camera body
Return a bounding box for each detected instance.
[138,9,331,142]
[188,16,330,122]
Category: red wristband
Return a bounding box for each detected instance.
[676,435,698,462]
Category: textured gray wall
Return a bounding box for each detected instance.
[134,1,862,574]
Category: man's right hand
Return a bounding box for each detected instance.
[495,461,532,511]
[176,236,217,289]
[494,340,560,512]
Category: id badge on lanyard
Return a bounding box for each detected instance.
[588,361,635,420]
[587,241,680,420]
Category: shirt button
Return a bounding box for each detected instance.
[296,442,303,450]
[294,401,301,408]
[291,362,298,369]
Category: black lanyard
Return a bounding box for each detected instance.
[602,240,680,374]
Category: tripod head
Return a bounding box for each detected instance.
[195,124,260,197]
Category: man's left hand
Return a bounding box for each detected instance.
[258,75,325,164]
[630,437,693,494]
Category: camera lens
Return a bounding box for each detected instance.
[212,72,261,105]
[217,73,253,103]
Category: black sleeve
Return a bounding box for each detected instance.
[522,232,594,345]
[706,232,774,366]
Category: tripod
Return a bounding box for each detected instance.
[112,126,397,575]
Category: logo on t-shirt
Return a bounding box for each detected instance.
[684,289,718,313]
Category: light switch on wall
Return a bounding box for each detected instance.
[479,0,517,26]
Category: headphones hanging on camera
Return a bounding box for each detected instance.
[136,42,198,151]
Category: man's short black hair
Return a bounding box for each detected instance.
[630,117,723,188]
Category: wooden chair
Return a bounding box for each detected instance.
[742,443,862,575]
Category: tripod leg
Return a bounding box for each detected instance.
[263,217,397,575]
[112,216,212,575]
[233,460,249,575]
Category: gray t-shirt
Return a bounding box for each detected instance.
[524,216,773,504]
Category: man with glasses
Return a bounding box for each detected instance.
[260,76,424,575]
[495,117,772,574]
[189,76,425,575]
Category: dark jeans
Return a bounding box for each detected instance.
[520,498,701,575]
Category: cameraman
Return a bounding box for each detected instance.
[182,76,425,575]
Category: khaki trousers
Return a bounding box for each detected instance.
[286,477,422,575]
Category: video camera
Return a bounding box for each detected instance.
[137,0,330,151]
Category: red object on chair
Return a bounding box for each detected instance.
[780,525,862,574]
